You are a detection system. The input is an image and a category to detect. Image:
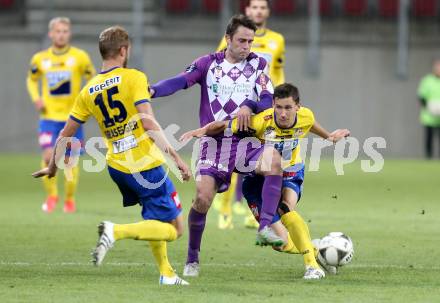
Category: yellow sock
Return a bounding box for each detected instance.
[41,160,57,197]
[64,165,79,201]
[281,211,320,268]
[149,241,175,277]
[113,220,177,242]
[219,173,237,216]
[280,232,300,254]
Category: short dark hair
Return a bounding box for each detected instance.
[246,0,271,7]
[225,14,257,38]
[99,26,130,60]
[274,83,300,103]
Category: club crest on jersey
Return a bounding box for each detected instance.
[293,128,304,137]
[268,40,277,50]
[42,59,52,70]
[66,57,76,67]
[214,66,223,79]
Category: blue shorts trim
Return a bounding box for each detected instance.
[107,165,182,222]
[242,167,305,224]
[38,119,84,155]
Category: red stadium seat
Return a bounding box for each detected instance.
[203,0,221,13]
[344,0,367,16]
[166,0,190,13]
[412,0,437,17]
[308,0,332,16]
[378,0,399,17]
[272,0,296,15]
[0,0,14,9]
[320,0,333,15]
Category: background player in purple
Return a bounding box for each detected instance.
[150,15,284,277]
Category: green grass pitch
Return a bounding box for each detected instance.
[1,154,439,302]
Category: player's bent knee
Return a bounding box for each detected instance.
[171,216,184,238]
[270,151,282,175]
[176,225,184,238]
[194,189,215,213]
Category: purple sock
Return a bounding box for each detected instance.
[259,175,282,231]
[186,207,207,264]
[235,174,243,203]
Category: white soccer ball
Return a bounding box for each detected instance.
[317,232,354,267]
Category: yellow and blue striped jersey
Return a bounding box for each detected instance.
[231,107,315,168]
[70,67,165,173]
[218,28,285,86]
[27,46,96,121]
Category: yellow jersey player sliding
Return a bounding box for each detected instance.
[33,26,191,285]
[27,17,96,213]
[180,83,350,279]
[217,0,286,229]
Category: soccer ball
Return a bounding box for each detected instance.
[317,232,354,267]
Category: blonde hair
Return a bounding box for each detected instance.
[48,17,71,31]
[98,26,130,60]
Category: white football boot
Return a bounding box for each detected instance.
[92,221,115,266]
[159,275,189,285]
[256,226,285,247]
[183,262,200,277]
[303,266,326,280]
[312,238,338,275]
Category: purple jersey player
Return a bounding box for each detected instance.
[150,15,284,277]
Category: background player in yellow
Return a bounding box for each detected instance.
[26,17,96,213]
[180,83,350,279]
[217,0,286,229]
[33,26,191,285]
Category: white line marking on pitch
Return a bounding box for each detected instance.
[0,261,437,270]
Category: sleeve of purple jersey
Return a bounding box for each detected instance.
[241,57,274,113]
[240,93,272,113]
[256,93,272,113]
[151,75,187,98]
[181,56,209,87]
[152,56,209,98]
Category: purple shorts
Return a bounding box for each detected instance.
[196,134,264,193]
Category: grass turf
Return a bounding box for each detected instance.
[0,154,439,302]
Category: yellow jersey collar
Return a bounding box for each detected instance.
[255,28,267,37]
[50,45,71,56]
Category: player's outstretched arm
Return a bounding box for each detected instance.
[311,121,350,143]
[136,102,191,181]
[327,129,350,143]
[149,75,188,98]
[179,121,229,142]
[32,119,81,178]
